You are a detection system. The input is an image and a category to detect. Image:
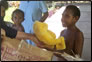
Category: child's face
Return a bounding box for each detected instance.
[12,12,24,24]
[61,9,76,27]
[1,6,5,17]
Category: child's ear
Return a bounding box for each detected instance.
[23,18,25,20]
[74,16,79,22]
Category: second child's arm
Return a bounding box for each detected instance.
[73,32,84,57]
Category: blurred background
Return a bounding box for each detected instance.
[4,1,91,61]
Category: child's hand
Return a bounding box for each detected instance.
[30,34,45,47]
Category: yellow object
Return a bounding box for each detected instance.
[33,21,66,50]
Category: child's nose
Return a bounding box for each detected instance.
[16,18,19,21]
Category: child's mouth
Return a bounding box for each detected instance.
[62,22,67,27]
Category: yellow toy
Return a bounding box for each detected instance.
[33,21,66,50]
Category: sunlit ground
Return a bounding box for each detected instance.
[45,6,66,38]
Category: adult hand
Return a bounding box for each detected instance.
[35,39,56,51]
[32,34,58,51]
[32,34,46,48]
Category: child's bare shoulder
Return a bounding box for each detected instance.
[76,28,83,34]
[76,28,84,38]
[60,29,67,36]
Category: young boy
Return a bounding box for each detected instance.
[39,5,84,58]
[59,5,84,57]
[11,9,24,32]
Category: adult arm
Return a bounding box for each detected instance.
[1,19,39,44]
[16,31,39,44]
[40,12,48,22]
[39,1,48,22]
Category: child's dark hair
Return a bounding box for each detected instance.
[66,5,81,19]
[55,5,61,8]
[12,9,24,17]
[0,0,8,10]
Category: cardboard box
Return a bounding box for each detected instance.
[1,36,53,61]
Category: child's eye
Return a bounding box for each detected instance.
[65,15,69,18]
[14,17,17,19]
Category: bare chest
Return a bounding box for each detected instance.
[61,30,76,49]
